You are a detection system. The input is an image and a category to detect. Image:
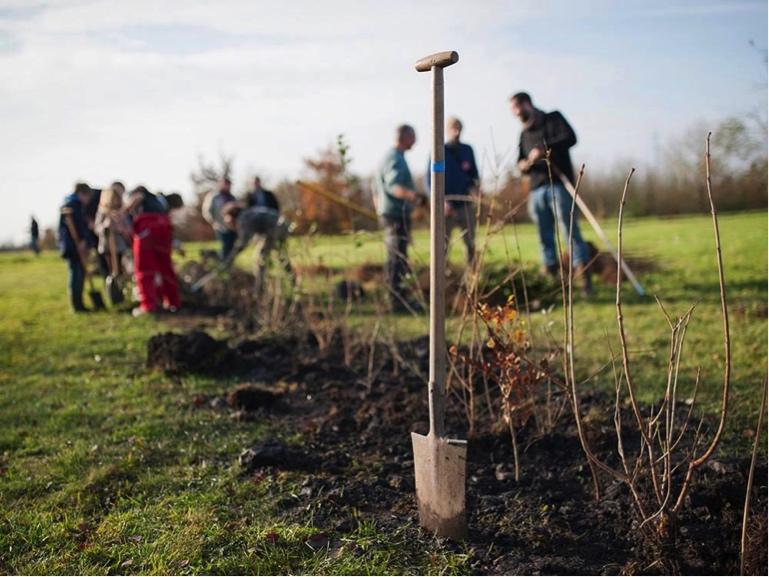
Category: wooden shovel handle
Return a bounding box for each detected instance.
[415,51,458,72]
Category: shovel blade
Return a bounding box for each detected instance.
[89,290,106,311]
[106,276,124,305]
[411,432,467,540]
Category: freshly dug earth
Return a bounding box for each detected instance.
[147,331,238,374]
[164,329,767,575]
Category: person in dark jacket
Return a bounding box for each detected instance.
[58,183,95,312]
[244,177,280,212]
[426,116,480,265]
[124,187,183,316]
[30,216,40,255]
[511,92,593,296]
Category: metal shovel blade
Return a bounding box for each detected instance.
[411,432,467,540]
[89,289,106,311]
[106,275,124,305]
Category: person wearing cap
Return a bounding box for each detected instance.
[203,177,237,260]
[375,124,422,312]
[124,187,183,315]
[426,116,480,265]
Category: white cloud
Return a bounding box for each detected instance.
[0,0,763,242]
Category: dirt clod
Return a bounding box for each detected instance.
[226,384,282,411]
[238,441,312,472]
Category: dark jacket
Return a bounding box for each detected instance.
[425,141,480,208]
[245,188,280,212]
[58,193,92,259]
[518,109,577,190]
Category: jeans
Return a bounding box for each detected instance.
[528,182,590,268]
[67,256,85,310]
[216,229,238,260]
[380,214,412,305]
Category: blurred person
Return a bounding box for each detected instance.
[425,116,480,265]
[375,124,422,312]
[244,176,280,212]
[29,216,40,255]
[124,187,184,316]
[83,186,109,277]
[94,182,131,276]
[219,201,293,297]
[510,92,593,296]
[202,177,237,260]
[58,183,95,312]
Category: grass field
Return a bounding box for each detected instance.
[0,211,766,574]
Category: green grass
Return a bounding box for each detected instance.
[281,211,766,421]
[0,211,766,574]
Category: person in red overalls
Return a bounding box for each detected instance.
[124,186,183,316]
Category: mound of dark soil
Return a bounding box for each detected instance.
[146,331,237,374]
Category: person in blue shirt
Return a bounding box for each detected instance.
[426,116,480,265]
[58,183,95,312]
[375,124,422,312]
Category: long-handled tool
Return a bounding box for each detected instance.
[188,243,246,293]
[296,180,378,222]
[189,260,231,293]
[105,228,125,305]
[61,208,106,310]
[411,50,468,541]
[554,169,646,297]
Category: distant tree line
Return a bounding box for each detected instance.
[568,115,767,218]
[170,114,767,240]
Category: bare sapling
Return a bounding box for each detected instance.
[564,133,732,544]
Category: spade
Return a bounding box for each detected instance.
[411,50,467,541]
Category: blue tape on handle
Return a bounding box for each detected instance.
[432,160,445,173]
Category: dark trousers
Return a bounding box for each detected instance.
[380,214,411,305]
[67,256,86,311]
[446,203,476,265]
[216,229,238,260]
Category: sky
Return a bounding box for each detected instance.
[0,0,766,243]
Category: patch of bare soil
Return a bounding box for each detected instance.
[157,329,766,575]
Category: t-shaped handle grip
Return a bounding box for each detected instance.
[415,51,459,72]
